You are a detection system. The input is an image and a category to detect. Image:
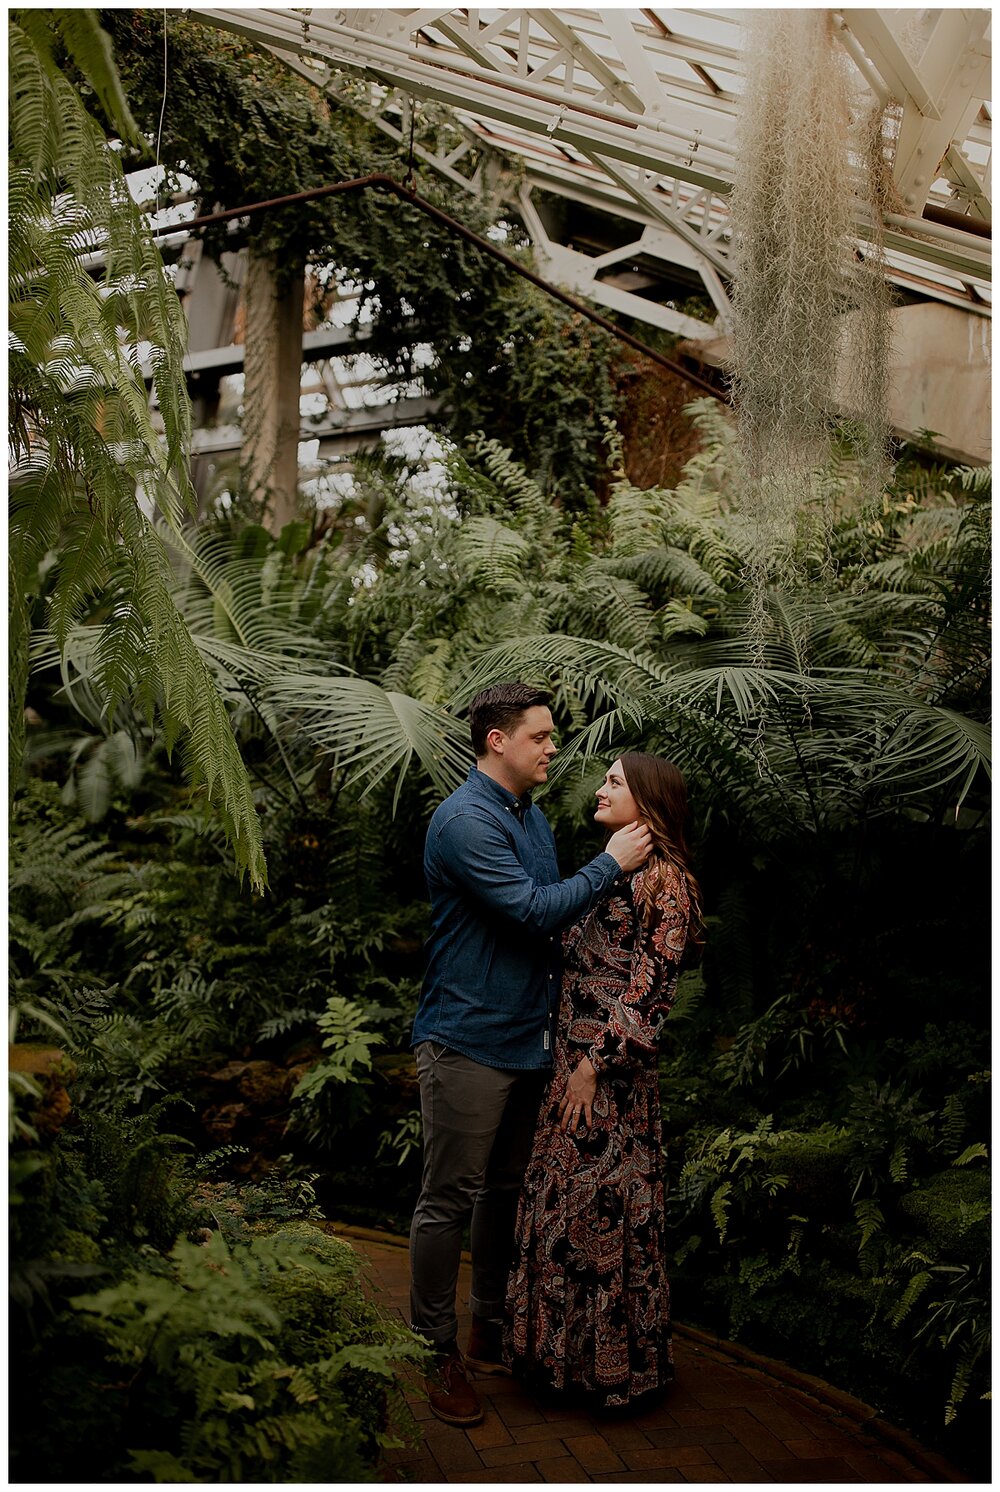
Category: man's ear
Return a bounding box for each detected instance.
[485,727,506,756]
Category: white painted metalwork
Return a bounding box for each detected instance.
[189,6,991,331]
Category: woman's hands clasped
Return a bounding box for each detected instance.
[558,1055,597,1134]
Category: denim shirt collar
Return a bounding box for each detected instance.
[466,764,533,818]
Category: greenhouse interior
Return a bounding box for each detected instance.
[9,5,991,1484]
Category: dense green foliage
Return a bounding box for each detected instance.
[9,11,990,1484]
[8,9,265,883]
[10,1065,426,1482]
[14,415,990,1474]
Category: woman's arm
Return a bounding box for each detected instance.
[587,864,689,1075]
[559,865,690,1133]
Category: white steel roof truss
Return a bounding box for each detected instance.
[188,7,991,318]
[279,51,490,194]
[943,145,991,222]
[196,9,736,179]
[836,9,992,213]
[585,153,730,275]
[515,184,721,339]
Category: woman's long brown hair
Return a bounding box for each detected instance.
[619,752,706,961]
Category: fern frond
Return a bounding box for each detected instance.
[454,515,533,594]
[710,1180,732,1242]
[559,566,655,650]
[891,1268,934,1327]
[951,464,991,498]
[853,1198,886,1251]
[8,15,272,881]
[466,433,554,533]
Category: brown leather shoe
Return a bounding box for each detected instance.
[425,1343,483,1426]
[465,1314,512,1377]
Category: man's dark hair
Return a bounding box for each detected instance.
[469,682,552,757]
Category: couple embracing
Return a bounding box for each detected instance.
[408,682,704,1425]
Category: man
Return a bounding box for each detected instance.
[409,681,651,1425]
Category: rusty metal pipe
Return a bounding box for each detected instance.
[922,203,991,240]
[149,172,726,400]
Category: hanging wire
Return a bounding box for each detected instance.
[404,100,417,191]
[148,174,724,399]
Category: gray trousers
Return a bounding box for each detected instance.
[409,1041,547,1345]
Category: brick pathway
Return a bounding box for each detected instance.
[336,1226,963,1485]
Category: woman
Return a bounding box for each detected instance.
[504,753,704,1410]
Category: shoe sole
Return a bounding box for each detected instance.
[465,1356,513,1377]
[428,1403,485,1426]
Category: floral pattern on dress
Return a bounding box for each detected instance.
[505,862,690,1408]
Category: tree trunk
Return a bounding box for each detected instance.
[241,250,305,534]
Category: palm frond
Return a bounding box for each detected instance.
[870,706,991,807]
[264,675,471,811]
[544,705,647,783]
[164,524,318,631]
[455,633,681,712]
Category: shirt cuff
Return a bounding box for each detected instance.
[593,850,624,883]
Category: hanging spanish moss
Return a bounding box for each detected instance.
[727,10,895,631]
[842,95,898,502]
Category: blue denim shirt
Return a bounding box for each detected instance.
[412,766,622,1071]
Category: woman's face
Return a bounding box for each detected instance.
[594,759,641,831]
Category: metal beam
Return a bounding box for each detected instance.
[193,9,736,185]
[188,395,444,457]
[515,186,720,339]
[279,51,487,195]
[531,10,646,115]
[586,153,730,277]
[841,9,991,215]
[942,145,992,222]
[187,7,991,316]
[601,9,676,118]
[839,9,942,117]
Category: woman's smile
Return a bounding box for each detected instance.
[593,759,641,830]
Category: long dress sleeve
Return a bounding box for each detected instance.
[586,862,690,1076]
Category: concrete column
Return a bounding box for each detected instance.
[241,250,305,534]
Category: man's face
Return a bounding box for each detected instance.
[493,706,558,795]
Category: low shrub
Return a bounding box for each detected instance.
[899,1168,991,1255]
[9,1071,428,1484]
[69,1226,426,1483]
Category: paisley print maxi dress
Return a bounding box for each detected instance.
[505,862,690,1408]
